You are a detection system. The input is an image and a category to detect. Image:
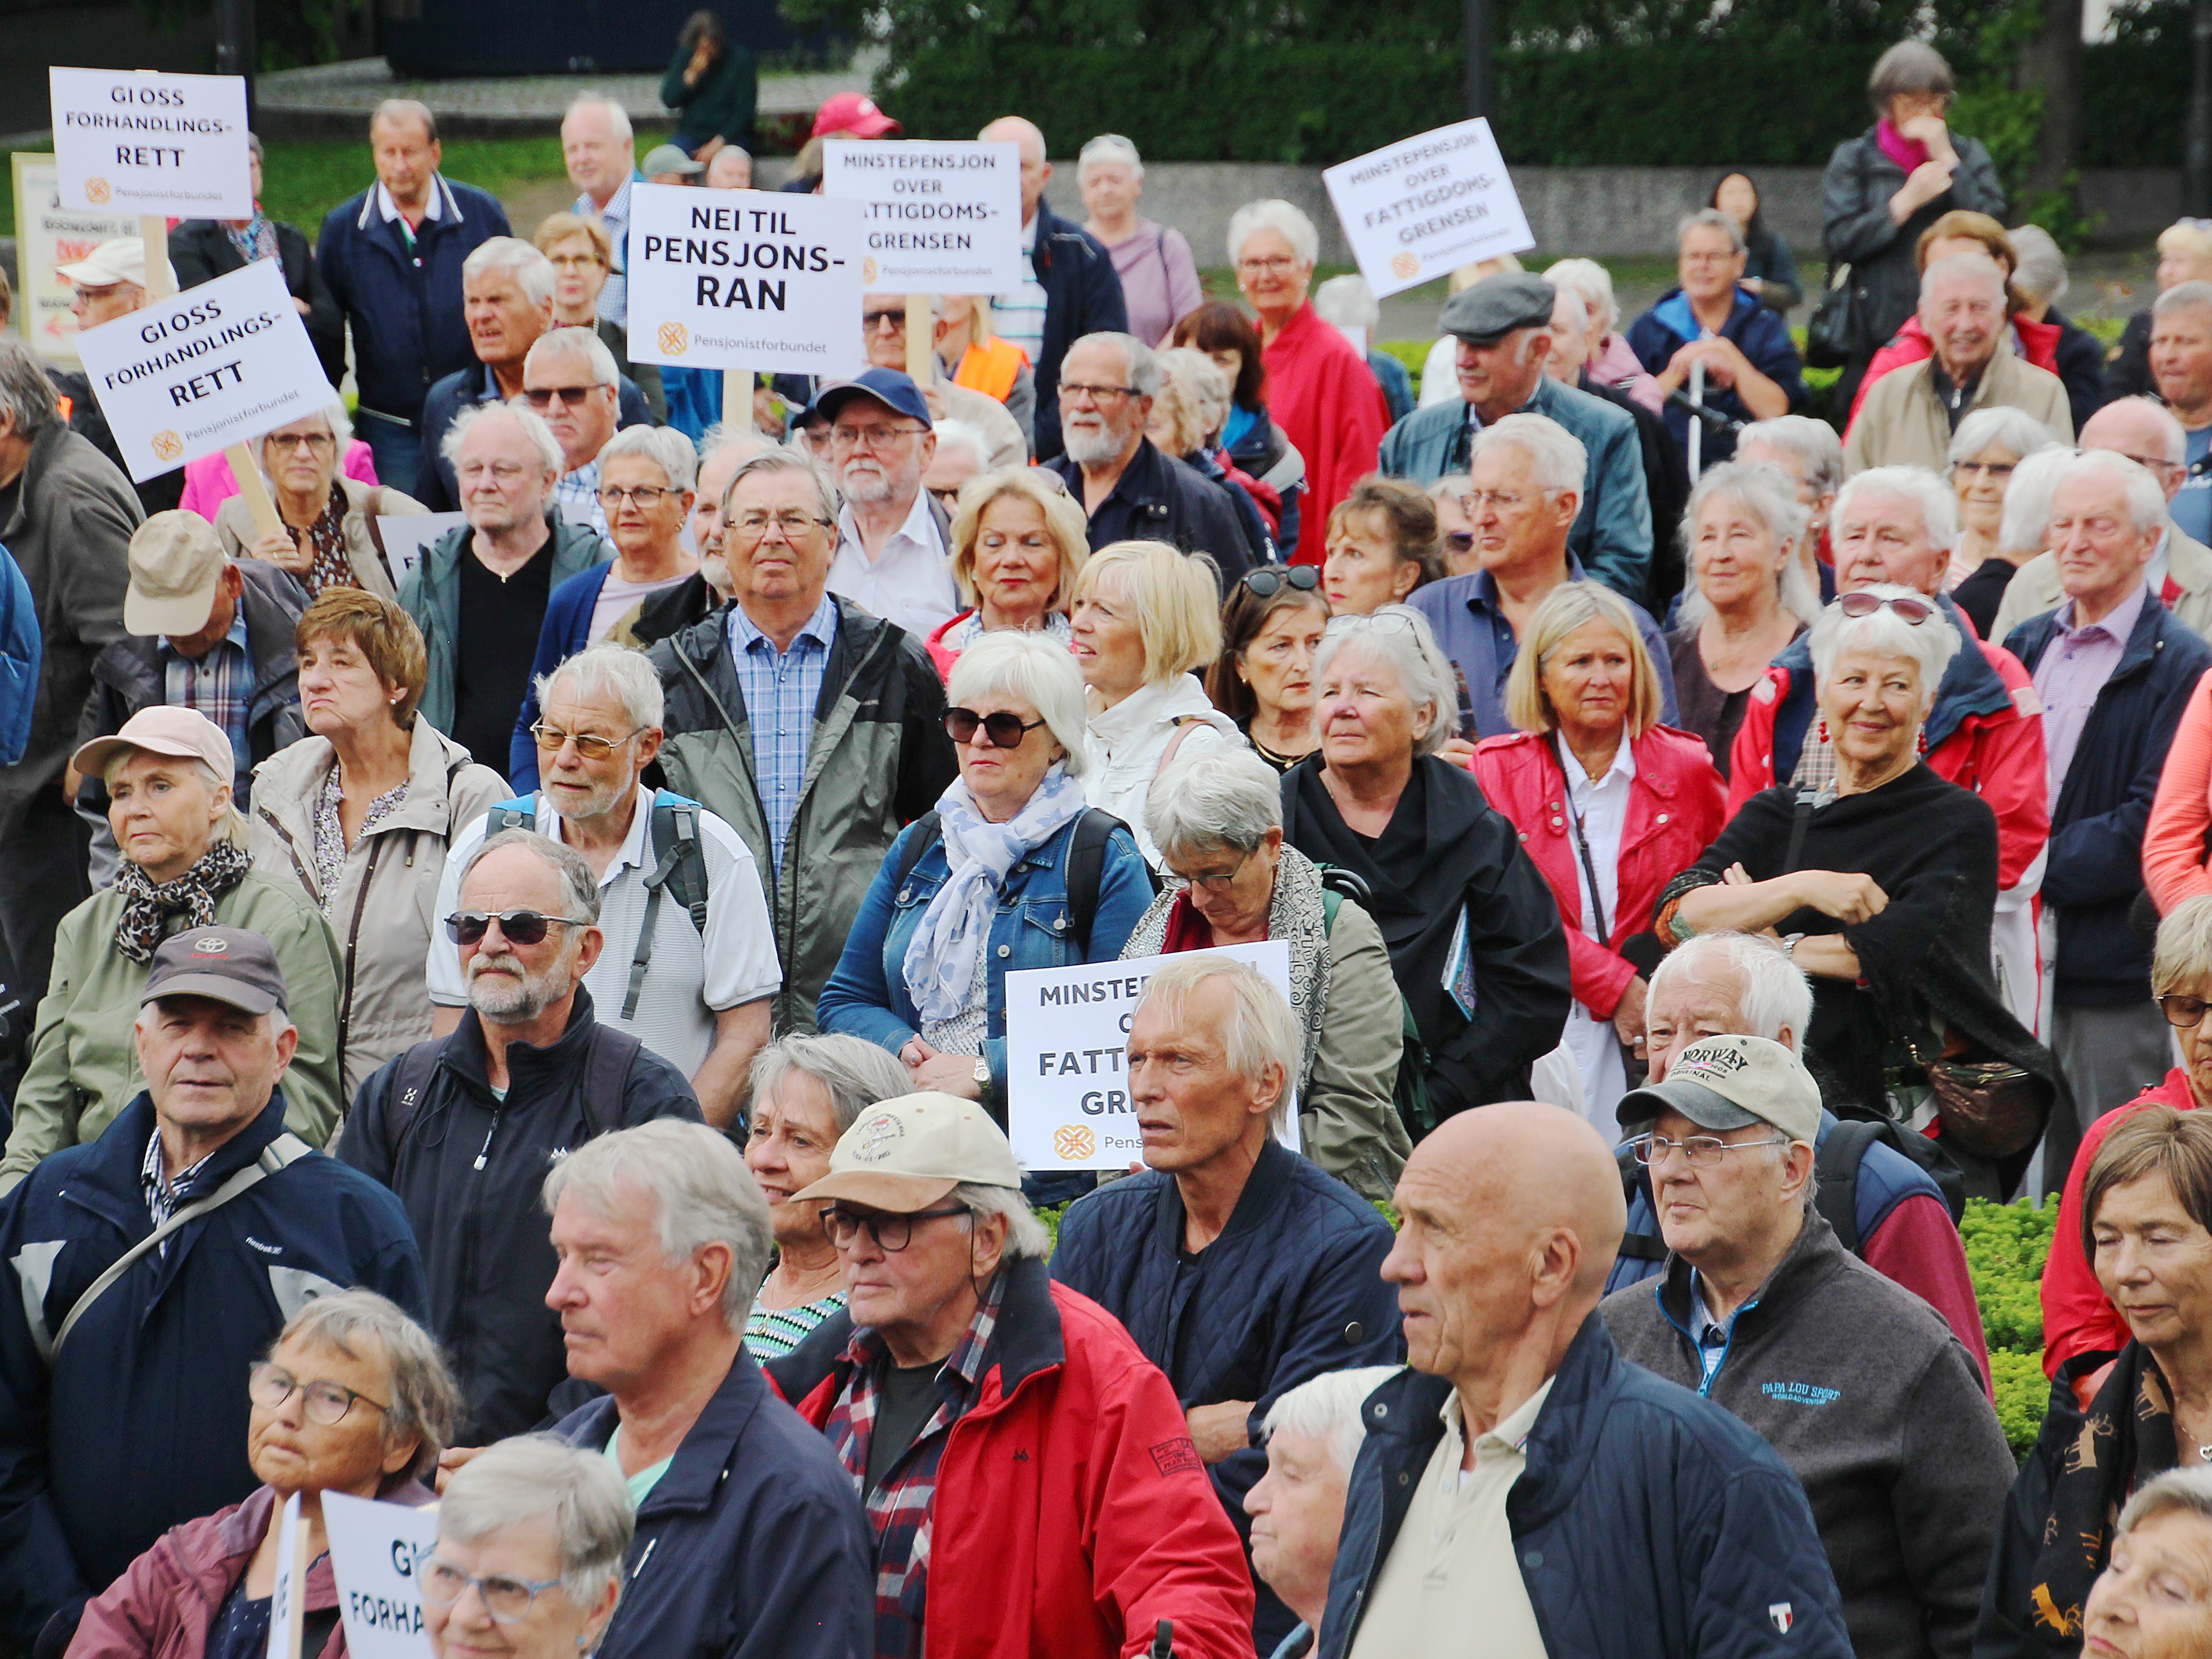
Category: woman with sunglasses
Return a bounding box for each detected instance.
[1209,564,1330,773]
[924,467,1091,680]
[73,1291,461,1659]
[216,404,426,603]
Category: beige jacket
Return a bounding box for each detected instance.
[248,718,510,1105]
[215,476,429,604]
[1843,351,2073,475]
[1989,524,2212,647]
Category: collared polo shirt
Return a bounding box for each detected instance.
[2031,579,2146,797]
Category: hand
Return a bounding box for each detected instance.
[750,383,782,437]
[1721,862,1756,887]
[1897,113,1956,162]
[61,761,81,804]
[1894,159,1957,218]
[1664,337,1740,392]
[1186,1400,1256,1465]
[684,42,715,84]
[1791,870,1888,925]
[1612,975,1649,1048]
[250,528,311,575]
[918,381,948,420]
[695,135,726,164]
[911,1052,983,1099]
[436,1445,485,1493]
[899,1037,936,1070]
[1438,736,1477,769]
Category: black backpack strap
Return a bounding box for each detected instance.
[1781,787,1819,874]
[622,792,710,1021]
[1067,809,1145,953]
[891,811,943,891]
[384,1040,447,1172]
[1815,1118,1883,1256]
[1615,1142,1668,1261]
[579,1024,643,1139]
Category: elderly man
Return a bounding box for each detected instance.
[428,647,778,1124]
[0,926,425,1650]
[542,1120,873,1659]
[564,96,640,341]
[2151,280,2212,549]
[923,418,989,512]
[977,114,1127,462]
[317,100,513,494]
[859,296,1025,468]
[49,238,186,516]
[1044,332,1254,588]
[2003,450,2212,1187]
[523,326,634,536]
[403,404,612,779]
[346,830,700,1440]
[1406,412,1675,739]
[1379,273,1654,606]
[1318,1100,1849,1659]
[1600,1036,2016,1659]
[815,369,961,636]
[650,449,956,1032]
[704,144,752,189]
[1051,960,1403,1653]
[625,426,775,649]
[766,1090,1260,1659]
[1738,415,1846,606]
[1844,254,2073,472]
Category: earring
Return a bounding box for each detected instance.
[1815,718,1828,743]
[1917,729,1929,754]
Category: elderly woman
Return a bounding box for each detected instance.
[2010,224,2114,437]
[922,467,1090,678]
[1542,257,1655,402]
[1153,346,1283,557]
[1477,583,1726,1123]
[1428,475,1479,576]
[741,1033,912,1361]
[1209,566,1330,772]
[425,1436,632,1659]
[1981,1107,2212,1656]
[1957,442,2072,640]
[1070,539,1243,865]
[1322,476,1444,617]
[217,405,426,602]
[1,707,342,1188]
[1945,405,2064,598]
[71,1292,462,1659]
[1123,748,1415,1197]
[1712,172,1803,312]
[248,589,509,1101]
[818,631,1155,1124]
[2076,1468,2212,1659]
[1280,606,1571,1125]
[1171,301,1306,553]
[534,211,613,330]
[1668,460,1819,775]
[1230,200,1388,565]
[1658,586,2054,1167]
[1078,134,1202,350]
[1737,413,1847,603]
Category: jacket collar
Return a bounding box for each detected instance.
[1086,672,1231,751]
[1501,724,1688,802]
[1653,1208,1846,1337]
[355,174,465,234]
[1776,589,2011,750]
[1147,1136,1297,1256]
[70,1089,296,1219]
[212,1481,436,1606]
[2015,581,2171,683]
[1051,434,1172,515]
[561,1347,777,1519]
[441,985,604,1100]
[1466,554,1590,617]
[3,422,72,541]
[253,717,483,847]
[1650,286,1757,344]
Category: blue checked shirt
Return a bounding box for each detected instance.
[555,458,607,536]
[727,595,838,874]
[578,176,635,328]
[161,609,253,802]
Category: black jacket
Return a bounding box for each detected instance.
[169,219,345,388]
[629,572,721,649]
[1046,437,1254,594]
[337,990,702,1440]
[2045,307,2113,439]
[2109,307,2155,402]
[1584,371,1691,615]
[1026,200,1129,462]
[1822,129,2007,364]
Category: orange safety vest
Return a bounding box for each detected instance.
[954,336,1028,404]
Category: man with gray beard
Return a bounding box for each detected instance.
[340,829,702,1439]
[820,367,960,636]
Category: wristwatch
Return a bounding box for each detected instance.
[973,1056,992,1102]
[1782,932,1806,961]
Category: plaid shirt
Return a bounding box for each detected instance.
[161,609,253,798]
[555,458,607,536]
[825,1273,1004,1659]
[140,1126,218,1252]
[727,595,838,875]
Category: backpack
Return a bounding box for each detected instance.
[486,790,709,1021]
[890,807,1145,954]
[1314,866,1436,1140]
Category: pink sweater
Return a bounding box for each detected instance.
[177,442,379,520]
[2143,666,2212,915]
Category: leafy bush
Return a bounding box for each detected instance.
[1962,1198,2056,1456]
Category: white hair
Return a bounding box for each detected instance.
[1228,199,1319,268]
[1077,133,1143,180]
[1678,207,1746,256]
[462,236,555,309]
[1833,465,1960,553]
[539,641,665,734]
[1738,415,1846,499]
[1947,405,2061,468]
[1470,410,1588,499]
[1921,251,2007,306]
[2155,279,2212,323]
[562,92,634,145]
[2055,447,2171,538]
[1312,274,1381,332]
[438,1435,634,1633]
[1147,744,1283,857]
[1134,956,1303,1133]
[930,417,991,474]
[748,1033,912,1136]
[949,1181,1052,1260]
[1675,460,1819,630]
[1542,258,1619,337]
[1808,582,1962,706]
[1263,1365,1402,1478]
[1647,931,1813,1055]
[525,325,619,389]
[1997,444,2076,558]
[461,828,602,925]
[443,400,563,477]
[597,421,698,489]
[2119,1465,2212,1537]
[2007,223,2070,308]
[267,402,352,448]
[1312,605,1460,760]
[1070,331,1160,399]
[945,630,1091,779]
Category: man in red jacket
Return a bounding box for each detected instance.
[766,1090,1257,1659]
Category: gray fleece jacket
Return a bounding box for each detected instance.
[1600,1210,2015,1659]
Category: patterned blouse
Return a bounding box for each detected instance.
[745,1288,847,1362]
[298,484,355,597]
[311,761,409,915]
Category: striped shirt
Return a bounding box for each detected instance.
[989,214,1048,364]
[745,1288,847,1362]
[555,458,607,536]
[161,610,254,804]
[727,596,839,874]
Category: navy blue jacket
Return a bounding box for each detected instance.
[0,1090,426,1642]
[1318,1315,1851,1659]
[0,541,38,767]
[412,362,656,513]
[554,1348,873,1659]
[1050,1139,1402,1650]
[2005,593,2212,1004]
[1626,287,1809,470]
[315,176,512,424]
[1045,437,1255,595]
[1026,201,1129,463]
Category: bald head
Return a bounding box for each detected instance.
[979,116,1050,223]
[2083,395,2189,499]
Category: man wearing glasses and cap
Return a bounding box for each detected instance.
[1600,1033,2016,1659]
[49,236,188,517]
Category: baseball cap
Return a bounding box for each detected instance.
[139,926,289,1017]
[811,91,900,141]
[810,367,932,428]
[123,510,229,637]
[642,143,704,178]
[1615,1034,1822,1144]
[793,1091,1023,1212]
[71,704,237,792]
[1438,273,1558,345]
[57,236,170,293]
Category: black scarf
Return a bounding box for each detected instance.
[2029,1344,2179,1642]
[112,838,251,962]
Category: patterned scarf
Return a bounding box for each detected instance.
[112,838,252,963]
[902,765,1088,1023]
[226,213,279,270]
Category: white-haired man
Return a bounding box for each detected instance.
[428,646,777,1125]
[922,417,990,513]
[1600,1035,2016,1659]
[523,326,630,536]
[766,1090,1260,1659]
[1052,959,1404,1653]
[414,238,554,511]
[815,367,960,637]
[1845,253,2073,472]
[564,94,639,336]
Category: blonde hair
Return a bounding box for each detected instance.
[532,210,612,267]
[1073,541,1223,683]
[948,468,1089,611]
[1504,581,1664,738]
[2162,220,2212,265]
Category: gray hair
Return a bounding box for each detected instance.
[1542,258,1619,337]
[1470,410,1588,499]
[1312,274,1382,331]
[1134,956,1303,1133]
[1312,604,1460,759]
[2117,1465,2212,1539]
[723,446,838,525]
[525,325,619,389]
[1738,415,1846,499]
[1678,207,1746,257]
[1646,931,1813,1056]
[930,417,992,475]
[539,641,665,734]
[1921,251,2007,308]
[460,828,603,926]
[271,1289,462,1483]
[1675,461,1819,629]
[941,1181,1046,1261]
[1833,464,1961,553]
[1867,40,1955,112]
[2155,280,2212,323]
[1808,582,1962,707]
[2055,447,2171,538]
[945,630,1091,780]
[1076,133,1144,180]
[1228,199,1319,268]
[1947,405,2061,468]
[1997,444,2078,558]
[1071,332,1160,399]
[462,236,556,310]
[443,401,563,477]
[438,1435,635,1630]
[748,1033,912,1135]
[370,98,437,143]
[542,1120,775,1329]
[2007,223,2070,308]
[1262,1365,1402,1479]
[1147,744,1283,858]
[562,92,634,145]
[1157,348,1231,441]
[0,337,60,437]
[597,421,698,489]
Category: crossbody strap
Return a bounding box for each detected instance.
[1552,736,1612,941]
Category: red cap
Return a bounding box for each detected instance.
[811,91,900,141]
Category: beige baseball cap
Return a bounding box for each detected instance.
[71,704,236,790]
[56,236,168,292]
[1615,1033,1822,1144]
[793,1091,1024,1212]
[124,511,229,637]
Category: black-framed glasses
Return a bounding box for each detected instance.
[445,910,593,948]
[1834,591,1935,625]
[863,307,907,331]
[1170,845,1257,894]
[419,1558,565,1625]
[597,485,679,507]
[821,1203,971,1251]
[1323,610,1418,637]
[530,722,641,758]
[945,707,1047,748]
[1949,458,2016,481]
[248,1361,389,1426]
[267,432,336,455]
[523,385,603,410]
[2163,993,2212,1030]
[1631,1133,1790,1168]
[1058,381,1139,404]
[1240,565,1320,598]
[729,509,832,538]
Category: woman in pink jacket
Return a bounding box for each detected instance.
[2144,667,2212,916]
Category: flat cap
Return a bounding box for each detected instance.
[1439,273,1558,345]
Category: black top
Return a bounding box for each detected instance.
[1949,558,2021,642]
[1667,622,1804,782]
[1238,720,1316,775]
[864,1359,943,1496]
[451,537,556,780]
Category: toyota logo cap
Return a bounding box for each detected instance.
[139,926,289,1018]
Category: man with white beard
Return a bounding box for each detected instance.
[818,368,960,636]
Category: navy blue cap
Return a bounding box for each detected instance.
[809,367,932,427]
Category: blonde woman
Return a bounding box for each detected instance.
[925,468,1090,678]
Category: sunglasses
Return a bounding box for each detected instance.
[1835,592,1936,625]
[1240,565,1320,598]
[444,910,592,947]
[945,707,1048,748]
[523,385,602,410]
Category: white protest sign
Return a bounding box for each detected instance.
[372,513,466,586]
[1004,943,1298,1173]
[10,154,135,369]
[819,141,1025,296]
[1322,118,1534,301]
[625,184,865,379]
[325,1490,440,1659]
[49,67,253,219]
[266,1490,307,1659]
[71,258,337,483]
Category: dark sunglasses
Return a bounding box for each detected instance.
[1240,565,1321,598]
[1834,591,1935,625]
[944,707,1048,748]
[523,385,600,410]
[444,910,591,947]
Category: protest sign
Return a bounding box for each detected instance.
[1322,118,1534,301]
[49,68,252,219]
[625,184,865,379]
[325,1490,440,1659]
[10,154,134,368]
[372,514,467,586]
[1003,943,1297,1174]
[266,1491,307,1659]
[70,258,338,484]
[819,141,1025,296]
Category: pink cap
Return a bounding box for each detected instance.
[811,91,900,141]
[71,705,235,790]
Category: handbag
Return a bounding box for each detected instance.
[1806,263,1862,369]
[1925,1033,2045,1159]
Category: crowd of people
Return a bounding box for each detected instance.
[15,27,2212,1659]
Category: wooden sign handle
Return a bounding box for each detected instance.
[228,439,284,538]
[139,216,175,301]
[723,369,751,433]
[905,293,934,385]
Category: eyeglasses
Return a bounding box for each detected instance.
[524,385,603,410]
[729,509,832,537]
[945,707,1047,748]
[268,432,335,454]
[1950,459,2016,481]
[1631,1133,1789,1168]
[929,485,964,510]
[863,307,907,332]
[1323,611,1418,638]
[1059,382,1139,404]
[597,485,679,507]
[821,1203,971,1251]
[1171,845,1256,894]
[1240,565,1321,598]
[456,461,533,485]
[830,423,928,452]
[2163,993,2212,1029]
[1834,591,1936,625]
[2118,449,2185,476]
[1025,465,1073,496]
[1237,254,1298,275]
[547,252,605,271]
[530,721,642,758]
[420,1558,566,1625]
[444,910,593,947]
[1466,488,1537,512]
[247,1362,389,1426]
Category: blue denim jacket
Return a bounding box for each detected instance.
[816,812,1155,1101]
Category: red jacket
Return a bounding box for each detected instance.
[1843,312,2065,434]
[766,1257,1257,1659]
[1470,726,1726,1018]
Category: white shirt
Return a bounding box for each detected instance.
[1083,676,1242,868]
[375,181,445,224]
[827,489,958,637]
[1558,738,1635,1128]
[428,786,781,1078]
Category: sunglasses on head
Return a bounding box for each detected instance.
[1835,592,1936,625]
[443,910,590,947]
[944,707,1047,748]
[1240,565,1321,598]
